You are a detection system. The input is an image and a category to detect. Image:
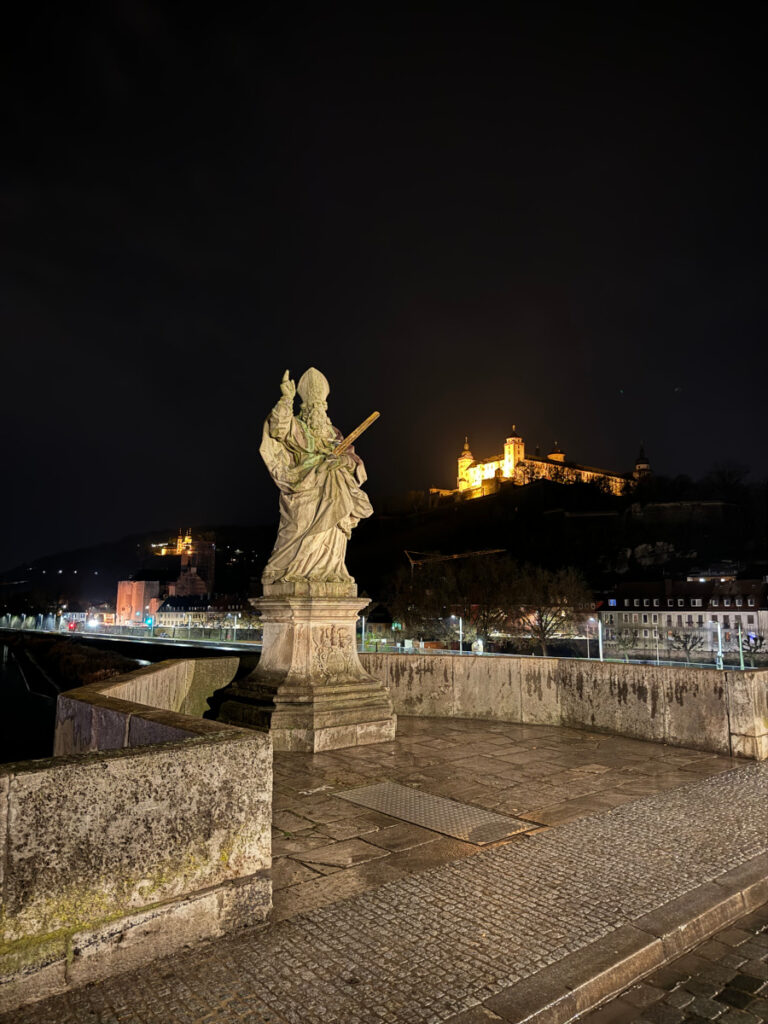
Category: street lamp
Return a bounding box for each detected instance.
[451,615,463,653]
[586,617,595,659]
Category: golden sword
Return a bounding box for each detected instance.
[333,411,380,456]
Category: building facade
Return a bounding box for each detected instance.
[116,580,161,625]
[599,578,768,660]
[454,431,649,499]
[154,595,255,631]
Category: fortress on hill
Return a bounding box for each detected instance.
[445,428,650,499]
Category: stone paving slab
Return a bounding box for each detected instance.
[7,762,767,1024]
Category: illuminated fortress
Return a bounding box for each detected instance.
[454,429,650,499]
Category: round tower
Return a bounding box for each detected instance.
[503,424,525,476]
[633,444,651,480]
[457,437,474,491]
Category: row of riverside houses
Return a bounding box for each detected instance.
[598,575,768,662]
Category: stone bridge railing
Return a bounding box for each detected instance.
[0,659,272,1014]
[360,653,768,760]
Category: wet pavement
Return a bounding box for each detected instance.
[4,718,766,1024]
[581,900,768,1024]
[271,717,740,921]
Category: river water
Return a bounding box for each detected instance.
[0,643,57,763]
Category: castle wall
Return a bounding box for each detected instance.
[0,659,271,1014]
[360,653,768,760]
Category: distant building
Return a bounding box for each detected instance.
[152,530,216,594]
[116,580,161,625]
[449,430,649,499]
[154,594,255,630]
[599,578,768,658]
[154,595,211,629]
[118,530,216,622]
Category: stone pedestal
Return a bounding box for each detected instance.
[219,582,397,752]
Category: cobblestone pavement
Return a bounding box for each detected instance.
[580,900,768,1024]
[271,717,739,920]
[7,757,766,1024]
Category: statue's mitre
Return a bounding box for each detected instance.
[297,367,330,405]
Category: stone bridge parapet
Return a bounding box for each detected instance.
[0,658,271,1014]
[360,653,768,760]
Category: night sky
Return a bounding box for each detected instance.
[2,4,766,571]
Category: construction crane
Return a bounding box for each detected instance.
[404,549,506,578]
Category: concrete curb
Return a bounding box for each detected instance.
[451,853,768,1024]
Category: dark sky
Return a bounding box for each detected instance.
[1,3,766,571]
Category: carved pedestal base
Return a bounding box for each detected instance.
[219,590,397,752]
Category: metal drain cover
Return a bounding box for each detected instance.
[337,781,533,845]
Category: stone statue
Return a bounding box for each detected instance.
[260,368,374,588]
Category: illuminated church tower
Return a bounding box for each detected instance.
[457,437,474,490]
[502,427,525,476]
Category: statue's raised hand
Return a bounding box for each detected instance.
[280,369,296,401]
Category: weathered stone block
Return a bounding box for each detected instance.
[453,655,522,722]
[183,657,239,717]
[713,853,768,911]
[3,732,271,941]
[360,653,390,688]
[387,655,454,717]
[53,695,93,756]
[520,659,561,725]
[126,712,199,748]
[105,660,191,713]
[217,872,272,931]
[91,703,129,751]
[68,888,222,988]
[0,952,67,1015]
[0,771,8,895]
[633,882,745,958]
[664,671,729,754]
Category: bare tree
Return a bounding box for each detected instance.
[741,632,765,668]
[449,555,518,645]
[669,630,705,664]
[509,566,591,656]
[607,627,640,659]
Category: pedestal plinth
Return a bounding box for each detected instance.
[218,583,397,752]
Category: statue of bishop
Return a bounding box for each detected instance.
[260,368,373,587]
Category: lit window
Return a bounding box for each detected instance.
[724,598,731,607]
[712,598,719,607]
[653,599,659,607]
[643,599,649,607]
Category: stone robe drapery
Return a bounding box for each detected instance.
[260,397,373,584]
